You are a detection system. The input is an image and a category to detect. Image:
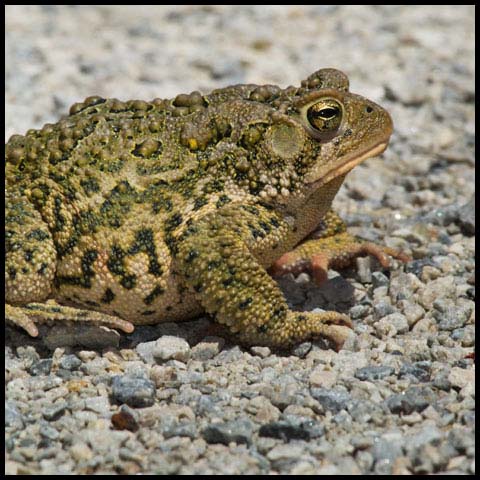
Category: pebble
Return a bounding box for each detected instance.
[386,386,437,414]
[29,359,52,376]
[42,402,68,421]
[250,346,271,358]
[309,366,338,388]
[259,416,324,441]
[191,337,225,360]
[5,402,25,429]
[111,375,156,408]
[375,313,410,337]
[58,354,82,371]
[310,388,351,413]
[201,418,253,446]
[447,366,475,390]
[398,362,431,382]
[452,196,475,236]
[354,365,395,381]
[136,336,191,364]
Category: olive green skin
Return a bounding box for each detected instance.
[5,68,393,346]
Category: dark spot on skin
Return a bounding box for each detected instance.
[80,177,100,195]
[186,249,199,263]
[194,283,203,293]
[101,288,115,304]
[24,250,34,263]
[8,266,16,280]
[52,195,66,232]
[37,263,48,275]
[84,300,100,307]
[120,275,137,290]
[259,221,271,233]
[144,285,165,305]
[222,277,233,287]
[57,249,98,288]
[128,228,163,276]
[141,310,157,316]
[238,297,253,310]
[193,196,208,210]
[216,195,231,208]
[207,260,221,270]
[26,229,50,241]
[107,245,125,276]
[258,324,268,333]
[249,224,265,239]
[165,212,183,232]
[241,205,260,215]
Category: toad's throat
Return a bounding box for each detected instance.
[306,141,390,188]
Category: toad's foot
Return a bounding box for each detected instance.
[267,310,353,351]
[6,301,134,337]
[270,209,410,286]
[270,232,410,285]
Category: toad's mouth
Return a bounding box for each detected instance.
[306,140,390,188]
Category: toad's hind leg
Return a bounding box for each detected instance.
[5,193,134,337]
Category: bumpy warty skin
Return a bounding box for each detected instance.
[5,68,395,347]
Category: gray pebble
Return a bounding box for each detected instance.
[5,402,25,429]
[191,336,224,360]
[163,421,198,439]
[371,435,404,463]
[111,375,156,408]
[349,304,369,320]
[259,416,324,441]
[434,303,473,331]
[386,386,436,414]
[39,424,60,441]
[202,418,253,446]
[291,342,312,358]
[58,354,82,371]
[431,370,452,391]
[374,301,396,318]
[398,362,431,382]
[85,396,111,414]
[310,388,351,413]
[42,402,68,421]
[371,271,390,289]
[28,358,52,376]
[456,196,475,235]
[355,365,395,381]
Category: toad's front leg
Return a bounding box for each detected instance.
[174,205,353,350]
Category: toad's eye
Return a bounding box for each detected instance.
[306,98,343,139]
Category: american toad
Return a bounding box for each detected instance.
[5,68,408,349]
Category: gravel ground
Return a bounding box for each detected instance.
[5,5,475,475]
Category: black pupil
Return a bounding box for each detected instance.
[319,107,339,119]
